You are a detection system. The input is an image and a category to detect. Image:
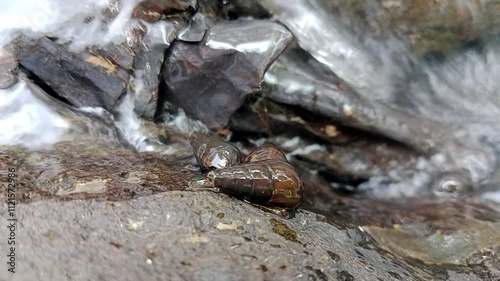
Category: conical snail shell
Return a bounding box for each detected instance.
[207,160,303,209]
[189,132,242,170]
[244,143,288,163]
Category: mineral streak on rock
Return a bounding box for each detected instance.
[162,20,293,129]
[16,35,129,111]
[132,0,197,22]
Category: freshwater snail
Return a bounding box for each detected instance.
[191,159,302,210]
[189,131,242,170]
[244,143,288,163]
[188,138,302,216]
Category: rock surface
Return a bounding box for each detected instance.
[0,141,496,280]
[0,47,17,89]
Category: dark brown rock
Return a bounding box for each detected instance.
[162,20,292,129]
[16,36,129,110]
[132,0,197,22]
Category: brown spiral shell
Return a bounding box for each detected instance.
[206,159,303,209]
[189,131,242,170]
[244,143,288,163]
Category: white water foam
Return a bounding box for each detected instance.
[0,0,142,51]
[0,0,158,150]
[0,80,70,148]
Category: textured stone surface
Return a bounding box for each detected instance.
[0,47,18,89]
[0,191,431,281]
[0,141,496,280]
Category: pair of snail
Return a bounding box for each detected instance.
[188,132,303,215]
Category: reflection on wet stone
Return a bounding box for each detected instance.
[132,0,197,22]
[162,20,292,129]
[131,21,183,118]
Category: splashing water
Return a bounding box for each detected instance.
[0,0,202,152]
[0,0,141,51]
[0,80,70,147]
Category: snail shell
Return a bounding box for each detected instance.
[207,159,303,209]
[244,143,288,163]
[189,131,242,170]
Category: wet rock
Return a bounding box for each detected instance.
[131,21,184,119]
[467,245,500,280]
[0,191,436,281]
[0,140,195,203]
[300,171,500,267]
[83,27,145,74]
[229,96,420,184]
[264,47,495,185]
[257,0,391,99]
[0,142,494,280]
[162,20,292,129]
[298,141,417,183]
[24,78,118,140]
[0,76,118,147]
[264,48,436,153]
[132,0,197,22]
[222,0,270,19]
[177,12,215,42]
[0,47,18,89]
[363,216,500,265]
[177,0,221,42]
[16,35,129,110]
[325,0,500,56]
